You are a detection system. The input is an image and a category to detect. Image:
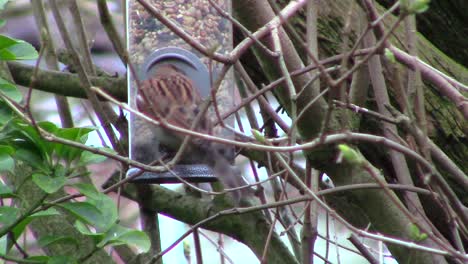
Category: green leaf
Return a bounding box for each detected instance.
[74,220,105,245]
[13,120,49,160]
[15,147,48,172]
[409,0,430,14]
[54,163,67,178]
[183,240,191,256]
[0,153,14,173]
[72,183,100,200]
[54,127,95,163]
[408,223,419,238]
[6,121,52,171]
[0,19,5,28]
[12,219,37,239]
[38,235,78,248]
[32,173,67,194]
[337,144,364,165]
[64,191,117,233]
[38,123,59,157]
[47,255,77,264]
[11,208,60,240]
[0,35,17,50]
[59,202,103,229]
[37,121,59,157]
[74,220,94,235]
[418,233,428,241]
[0,47,15,60]
[0,99,14,124]
[65,186,118,232]
[0,181,14,198]
[251,129,266,143]
[98,224,150,252]
[57,127,95,144]
[0,206,19,228]
[0,77,22,102]
[30,208,60,218]
[78,147,114,165]
[26,255,49,263]
[0,0,10,10]
[408,223,428,241]
[0,144,13,155]
[0,145,14,173]
[384,48,396,63]
[0,235,7,256]
[38,121,59,134]
[2,41,38,60]
[87,192,118,232]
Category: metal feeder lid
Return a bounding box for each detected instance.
[127,165,217,184]
[130,47,217,184]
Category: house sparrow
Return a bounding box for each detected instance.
[136,64,250,203]
[136,64,210,151]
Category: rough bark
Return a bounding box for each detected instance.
[234,0,466,263]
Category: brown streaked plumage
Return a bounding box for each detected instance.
[136,64,209,133]
[135,64,251,204]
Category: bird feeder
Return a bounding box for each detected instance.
[127,0,234,184]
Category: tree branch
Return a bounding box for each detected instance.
[7,61,126,101]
